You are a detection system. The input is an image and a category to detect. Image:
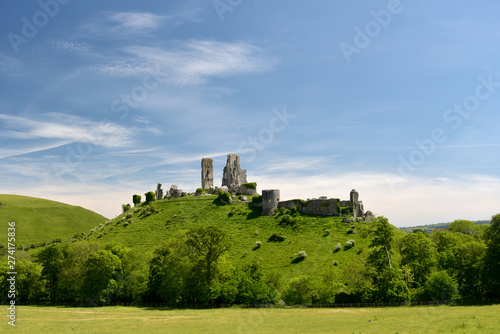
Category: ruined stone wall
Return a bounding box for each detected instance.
[278,198,340,216]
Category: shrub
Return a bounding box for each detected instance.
[218,191,231,204]
[251,195,263,204]
[279,214,300,230]
[268,234,287,242]
[132,194,141,206]
[241,182,257,190]
[145,191,156,204]
[122,204,131,213]
[196,188,204,195]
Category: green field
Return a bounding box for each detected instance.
[2,305,500,333]
[0,195,107,247]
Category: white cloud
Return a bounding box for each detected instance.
[0,113,133,148]
[110,12,164,29]
[94,40,275,85]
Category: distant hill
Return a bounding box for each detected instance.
[0,194,107,248]
[83,195,405,281]
[399,220,490,233]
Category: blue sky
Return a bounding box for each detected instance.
[1,0,500,226]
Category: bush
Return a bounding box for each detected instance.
[145,191,156,204]
[241,182,257,190]
[251,195,263,204]
[218,191,231,204]
[132,194,141,206]
[268,234,287,242]
[122,204,131,213]
[279,214,300,230]
[196,188,203,195]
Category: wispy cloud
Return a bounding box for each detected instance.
[80,10,202,39]
[45,39,99,58]
[94,40,275,85]
[0,113,133,148]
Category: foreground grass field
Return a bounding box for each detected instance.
[3,305,500,333]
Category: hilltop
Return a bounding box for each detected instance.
[0,194,107,248]
[84,194,405,280]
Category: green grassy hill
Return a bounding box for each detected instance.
[0,194,108,248]
[84,195,405,280]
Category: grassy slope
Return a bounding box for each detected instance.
[0,194,108,247]
[5,304,500,333]
[85,195,405,280]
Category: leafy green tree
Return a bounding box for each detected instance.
[16,260,46,303]
[148,234,192,303]
[132,194,141,206]
[368,216,394,271]
[36,243,68,303]
[57,242,100,303]
[186,225,231,285]
[454,241,486,299]
[449,219,475,235]
[82,249,122,304]
[424,270,459,301]
[482,213,500,297]
[400,233,437,285]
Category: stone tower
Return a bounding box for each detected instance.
[155,183,163,200]
[350,189,364,219]
[221,153,247,193]
[262,189,280,216]
[201,158,214,190]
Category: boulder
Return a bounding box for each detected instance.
[237,183,258,196]
[241,196,248,202]
[364,211,374,222]
[219,186,229,193]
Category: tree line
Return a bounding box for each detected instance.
[1,214,499,306]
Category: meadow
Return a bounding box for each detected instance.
[2,304,500,333]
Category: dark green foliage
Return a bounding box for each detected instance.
[145,191,156,204]
[241,182,257,190]
[251,195,262,204]
[482,213,500,297]
[122,204,131,213]
[279,214,300,230]
[218,191,231,204]
[268,234,287,242]
[400,233,437,285]
[132,194,141,206]
[196,188,203,195]
[424,270,459,301]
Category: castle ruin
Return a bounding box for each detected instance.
[155,153,371,221]
[201,158,214,190]
[221,154,247,193]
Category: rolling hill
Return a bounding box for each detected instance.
[83,194,406,280]
[0,194,108,248]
